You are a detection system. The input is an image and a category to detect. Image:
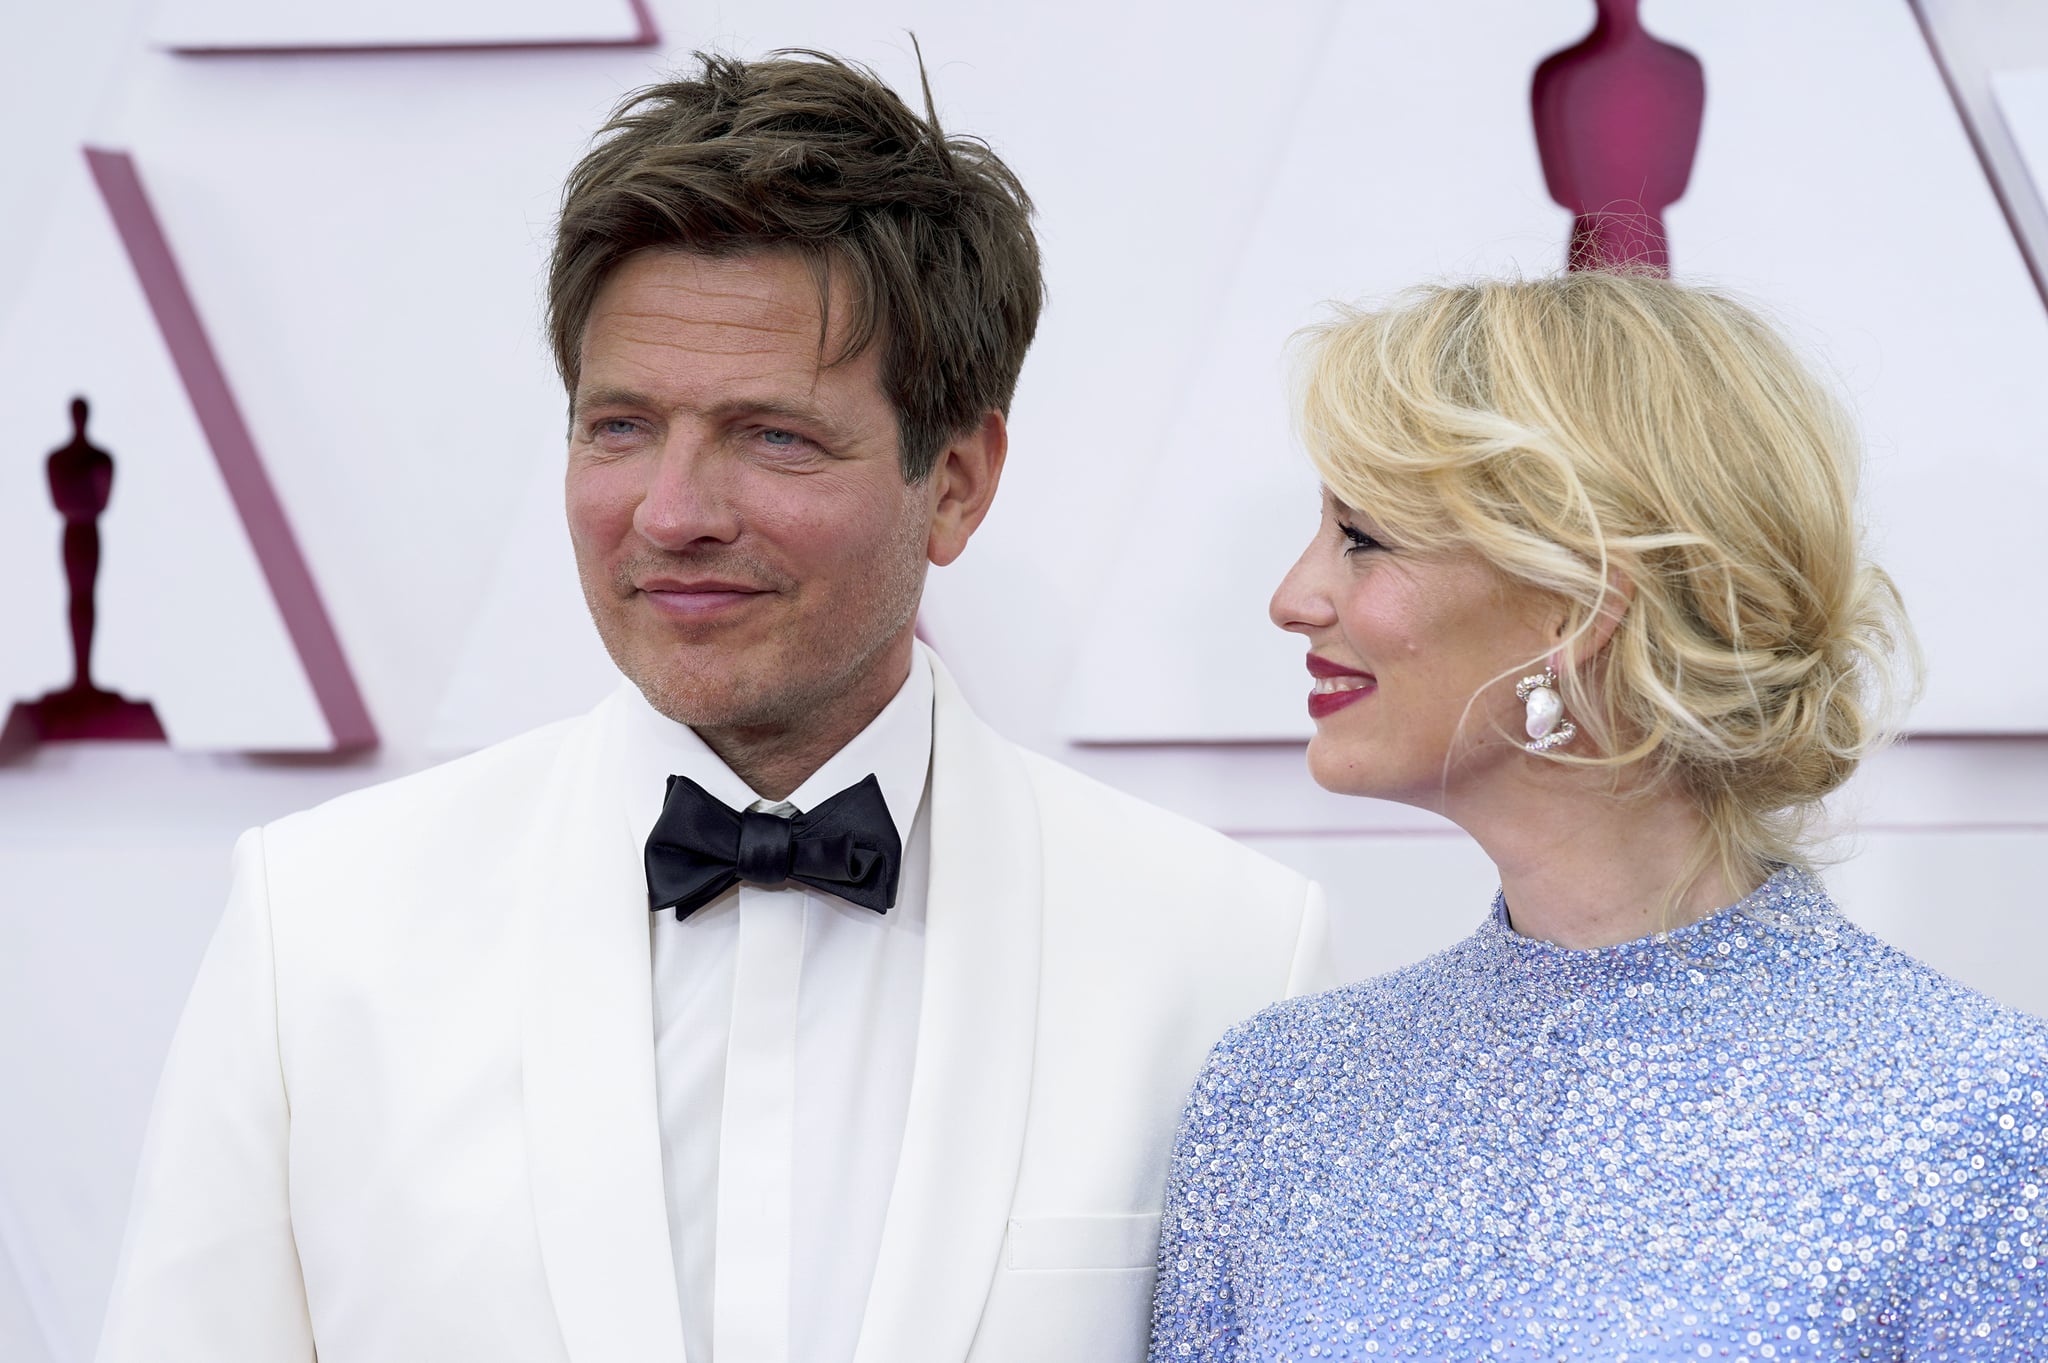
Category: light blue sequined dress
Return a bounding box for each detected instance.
[1150,868,2047,1361]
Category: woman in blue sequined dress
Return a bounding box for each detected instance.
[1148,274,2047,1361]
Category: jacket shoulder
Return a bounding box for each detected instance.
[1016,748,1312,904]
[260,714,582,862]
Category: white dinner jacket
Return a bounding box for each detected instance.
[97,657,1331,1363]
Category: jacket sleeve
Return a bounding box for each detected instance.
[1283,880,1338,997]
[96,828,315,1363]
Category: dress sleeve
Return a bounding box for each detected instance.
[1149,1022,1268,1363]
[1903,1042,2048,1358]
[95,828,316,1363]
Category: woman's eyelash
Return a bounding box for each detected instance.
[1339,523,1383,554]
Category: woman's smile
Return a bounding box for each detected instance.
[1306,654,1376,718]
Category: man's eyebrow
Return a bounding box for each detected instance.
[572,386,654,417]
[709,396,836,428]
[574,386,840,430]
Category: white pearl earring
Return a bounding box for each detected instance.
[1514,668,1577,754]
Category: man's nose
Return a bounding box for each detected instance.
[633,432,741,548]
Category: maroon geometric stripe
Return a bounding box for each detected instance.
[86,147,377,751]
[167,0,658,55]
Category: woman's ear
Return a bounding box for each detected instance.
[1555,565,1635,665]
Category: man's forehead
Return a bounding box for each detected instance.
[573,251,893,421]
[592,248,851,343]
[575,253,884,413]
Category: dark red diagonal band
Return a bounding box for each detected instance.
[166,0,659,55]
[85,146,377,751]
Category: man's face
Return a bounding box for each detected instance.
[567,248,936,738]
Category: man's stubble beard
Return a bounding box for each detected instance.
[588,510,930,739]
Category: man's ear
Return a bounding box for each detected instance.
[925,409,1008,567]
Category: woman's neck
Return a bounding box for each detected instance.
[1452,769,1753,949]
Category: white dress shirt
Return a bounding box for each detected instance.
[623,653,934,1363]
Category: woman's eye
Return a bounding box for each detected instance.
[1339,522,1383,555]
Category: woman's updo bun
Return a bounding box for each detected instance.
[1296,271,1919,884]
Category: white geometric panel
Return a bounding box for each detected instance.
[0,154,333,751]
[1657,0,2048,732]
[427,448,619,752]
[151,0,651,50]
[1058,0,1583,743]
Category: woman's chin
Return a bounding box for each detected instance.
[1305,738,1388,800]
[1305,739,1454,811]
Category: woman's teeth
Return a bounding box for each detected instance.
[1312,676,1371,694]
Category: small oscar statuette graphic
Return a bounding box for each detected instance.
[1532,0,1705,274]
[1,397,167,755]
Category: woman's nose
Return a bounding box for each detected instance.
[1270,537,1336,635]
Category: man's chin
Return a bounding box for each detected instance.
[599,627,776,725]
[628,668,786,733]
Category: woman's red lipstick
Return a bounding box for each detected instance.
[1306,654,1376,718]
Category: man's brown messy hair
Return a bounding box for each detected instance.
[548,47,1044,481]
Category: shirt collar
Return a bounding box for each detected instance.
[618,644,934,850]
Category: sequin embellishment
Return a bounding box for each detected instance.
[1150,868,2048,1361]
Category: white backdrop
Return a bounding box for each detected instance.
[4,3,2048,1361]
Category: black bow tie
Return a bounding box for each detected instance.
[645,773,902,919]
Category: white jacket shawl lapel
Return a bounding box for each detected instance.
[519,695,689,1363]
[852,657,1043,1363]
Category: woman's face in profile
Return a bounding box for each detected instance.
[1270,492,1560,809]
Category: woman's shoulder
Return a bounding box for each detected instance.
[1825,920,2048,1063]
[1195,934,1486,1092]
[1170,946,1483,1202]
[1810,920,2048,1166]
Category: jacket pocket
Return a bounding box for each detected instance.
[1001,1213,1163,1272]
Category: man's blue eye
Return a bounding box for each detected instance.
[761,429,798,447]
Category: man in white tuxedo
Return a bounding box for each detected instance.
[98,50,1331,1363]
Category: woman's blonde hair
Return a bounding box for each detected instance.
[1296,271,1919,888]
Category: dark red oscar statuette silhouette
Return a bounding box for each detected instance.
[1532,0,1705,273]
[0,398,167,754]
